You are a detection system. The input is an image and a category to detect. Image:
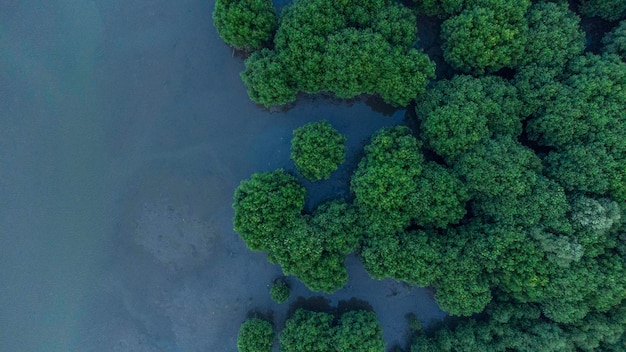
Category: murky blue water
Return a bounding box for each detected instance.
[0,1,446,351]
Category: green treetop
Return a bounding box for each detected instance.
[270,280,290,304]
[279,309,335,352]
[291,120,346,181]
[416,75,524,161]
[213,0,277,50]
[441,0,530,74]
[237,318,274,352]
[350,126,425,236]
[527,53,626,198]
[279,309,385,352]
[233,170,305,252]
[524,1,585,69]
[454,135,542,200]
[241,0,435,107]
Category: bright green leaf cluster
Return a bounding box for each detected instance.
[233,169,363,292]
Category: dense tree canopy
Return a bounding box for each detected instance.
[237,318,274,352]
[225,0,626,350]
[213,0,277,50]
[241,0,435,107]
[603,20,626,58]
[290,120,346,181]
[233,170,305,251]
[579,0,626,21]
[416,75,523,161]
[351,126,468,235]
[524,1,585,69]
[527,53,626,199]
[441,0,530,73]
[279,309,384,352]
[411,302,626,351]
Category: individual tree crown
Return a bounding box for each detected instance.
[270,280,290,304]
[232,170,305,251]
[213,0,277,50]
[291,120,346,181]
[237,318,274,352]
[441,0,530,73]
[524,1,585,69]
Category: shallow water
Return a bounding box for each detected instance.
[0,1,446,351]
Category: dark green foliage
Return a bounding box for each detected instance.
[279,309,384,352]
[454,136,542,199]
[360,229,442,287]
[335,310,385,352]
[241,49,297,107]
[309,199,363,255]
[433,261,492,316]
[413,162,469,228]
[270,280,290,304]
[233,170,305,251]
[412,0,465,17]
[213,0,277,50]
[603,21,626,58]
[512,64,564,117]
[543,143,619,195]
[527,54,626,198]
[527,54,626,148]
[580,0,626,21]
[351,126,424,235]
[279,309,335,352]
[412,301,626,351]
[233,173,361,292]
[268,200,363,293]
[242,0,435,107]
[417,75,524,161]
[441,0,530,73]
[237,318,274,352]
[291,120,346,181]
[351,126,468,235]
[324,28,389,99]
[524,1,585,69]
[471,176,571,231]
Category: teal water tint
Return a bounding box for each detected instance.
[1,1,446,351]
[0,1,109,351]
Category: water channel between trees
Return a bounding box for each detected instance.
[0,1,446,351]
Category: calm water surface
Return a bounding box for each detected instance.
[0,1,446,351]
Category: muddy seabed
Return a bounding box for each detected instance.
[0,1,446,351]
